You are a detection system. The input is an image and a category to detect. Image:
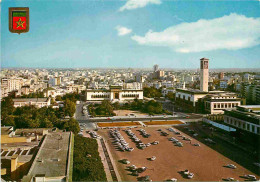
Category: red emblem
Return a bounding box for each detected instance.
[9,7,29,34]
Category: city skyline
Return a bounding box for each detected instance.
[1,0,260,68]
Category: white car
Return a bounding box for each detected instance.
[152,141,159,145]
[244,175,256,180]
[194,143,200,147]
[187,173,194,179]
[129,165,137,170]
[226,164,237,169]
[168,178,177,182]
[122,159,130,164]
[183,169,189,175]
[128,147,134,152]
[150,156,156,161]
[146,143,151,147]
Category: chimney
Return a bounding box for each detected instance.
[11,154,18,179]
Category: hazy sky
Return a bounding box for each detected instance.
[1,0,260,68]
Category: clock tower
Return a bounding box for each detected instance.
[200,58,209,92]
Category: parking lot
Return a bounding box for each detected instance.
[97,126,259,181]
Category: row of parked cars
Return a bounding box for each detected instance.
[167,127,181,135]
[183,169,194,179]
[110,129,134,152]
[168,137,183,147]
[82,104,88,116]
[124,129,158,150]
[128,164,148,177]
[138,129,151,138]
[88,130,100,138]
[223,174,257,181]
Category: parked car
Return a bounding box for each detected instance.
[243,175,257,180]
[183,169,189,175]
[166,178,177,182]
[226,164,237,169]
[224,177,236,181]
[187,173,194,179]
[150,156,156,161]
[152,141,159,145]
[122,159,130,164]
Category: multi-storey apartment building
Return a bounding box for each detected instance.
[241,83,260,104]
[1,77,24,95]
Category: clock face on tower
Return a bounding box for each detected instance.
[204,61,208,69]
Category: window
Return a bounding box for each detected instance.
[252,125,255,133]
[247,124,250,131]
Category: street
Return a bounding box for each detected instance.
[75,102,202,125]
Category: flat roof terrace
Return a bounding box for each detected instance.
[24,132,71,180]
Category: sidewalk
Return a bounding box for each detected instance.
[97,139,113,181]
[101,138,122,181]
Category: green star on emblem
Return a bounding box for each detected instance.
[16,18,25,28]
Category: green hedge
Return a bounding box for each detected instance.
[73,136,107,181]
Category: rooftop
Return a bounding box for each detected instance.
[15,128,49,136]
[23,132,71,181]
[176,88,208,94]
[1,126,14,136]
[238,105,260,112]
[13,98,49,102]
[224,105,260,125]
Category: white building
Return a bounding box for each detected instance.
[175,58,242,114]
[13,98,51,108]
[48,77,61,86]
[86,85,143,102]
[1,77,24,93]
[124,82,143,90]
[204,93,241,114]
[66,85,86,93]
[175,89,241,114]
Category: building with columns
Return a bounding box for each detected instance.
[85,85,143,102]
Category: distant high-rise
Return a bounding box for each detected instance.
[153,64,159,72]
[200,58,209,92]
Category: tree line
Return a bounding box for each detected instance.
[88,99,170,117]
[1,93,80,134]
